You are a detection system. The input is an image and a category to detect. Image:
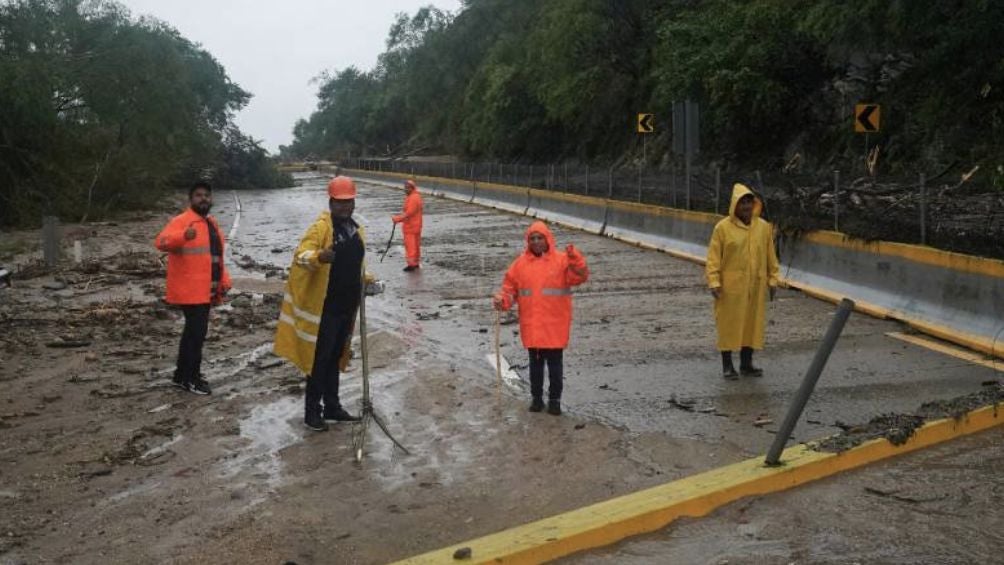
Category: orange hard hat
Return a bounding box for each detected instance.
[327,176,357,200]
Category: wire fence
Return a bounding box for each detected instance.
[346,158,1004,259]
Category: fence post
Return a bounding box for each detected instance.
[715,166,721,215]
[920,172,927,245]
[833,170,840,232]
[42,216,60,268]
[671,162,677,207]
[563,163,568,193]
[765,299,855,466]
[685,152,692,210]
[608,167,613,198]
[584,165,590,196]
[637,164,642,202]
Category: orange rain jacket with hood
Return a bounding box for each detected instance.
[705,183,780,351]
[496,221,589,349]
[393,180,423,267]
[392,180,423,234]
[154,208,231,305]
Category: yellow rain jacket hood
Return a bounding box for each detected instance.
[274,211,372,375]
[705,183,780,351]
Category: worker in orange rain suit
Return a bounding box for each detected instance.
[493,221,589,415]
[274,176,375,432]
[154,181,232,395]
[392,178,424,272]
[705,183,780,380]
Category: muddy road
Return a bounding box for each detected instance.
[0,174,1000,564]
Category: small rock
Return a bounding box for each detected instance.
[84,352,98,362]
[42,280,67,290]
[54,289,76,299]
[452,547,472,560]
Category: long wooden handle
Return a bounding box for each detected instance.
[494,309,502,404]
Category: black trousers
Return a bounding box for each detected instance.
[176,304,210,382]
[306,312,353,416]
[528,348,563,401]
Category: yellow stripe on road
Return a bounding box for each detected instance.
[393,404,1004,564]
[886,331,1004,373]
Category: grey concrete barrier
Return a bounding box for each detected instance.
[601,200,717,263]
[526,189,607,235]
[778,231,1004,358]
[471,182,529,215]
[344,168,1004,358]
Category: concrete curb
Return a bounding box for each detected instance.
[391,403,1004,564]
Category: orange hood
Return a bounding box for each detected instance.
[524,221,556,257]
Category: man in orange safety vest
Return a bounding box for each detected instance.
[154,181,231,395]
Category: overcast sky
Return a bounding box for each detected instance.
[118,0,463,153]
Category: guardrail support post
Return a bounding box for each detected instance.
[919,172,927,245]
[765,298,855,466]
[834,169,840,232]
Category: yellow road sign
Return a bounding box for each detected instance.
[637,113,654,134]
[854,104,880,133]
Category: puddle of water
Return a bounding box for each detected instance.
[218,395,302,492]
[104,480,163,504]
[485,352,524,391]
[204,342,273,382]
[140,434,183,460]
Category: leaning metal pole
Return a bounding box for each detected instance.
[352,268,410,463]
[765,298,855,466]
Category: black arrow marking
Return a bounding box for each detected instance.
[639,114,654,133]
[857,105,878,132]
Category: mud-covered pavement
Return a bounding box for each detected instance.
[1,174,1001,564]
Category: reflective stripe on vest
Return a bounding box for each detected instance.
[519,288,572,297]
[178,246,210,255]
[279,313,318,343]
[283,293,322,325]
[541,287,572,296]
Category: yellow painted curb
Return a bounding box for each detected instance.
[803,230,1004,279]
[393,404,1004,564]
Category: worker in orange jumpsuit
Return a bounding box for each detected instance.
[154,181,231,395]
[493,221,589,415]
[392,179,423,272]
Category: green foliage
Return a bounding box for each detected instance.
[0,0,288,228]
[286,0,1004,176]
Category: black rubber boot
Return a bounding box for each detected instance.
[324,406,361,422]
[304,382,328,431]
[739,347,763,377]
[547,400,562,416]
[529,397,545,412]
[721,351,739,380]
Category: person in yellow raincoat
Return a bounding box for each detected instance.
[706,183,780,379]
[274,176,373,431]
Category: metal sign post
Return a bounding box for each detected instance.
[672,101,700,210]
